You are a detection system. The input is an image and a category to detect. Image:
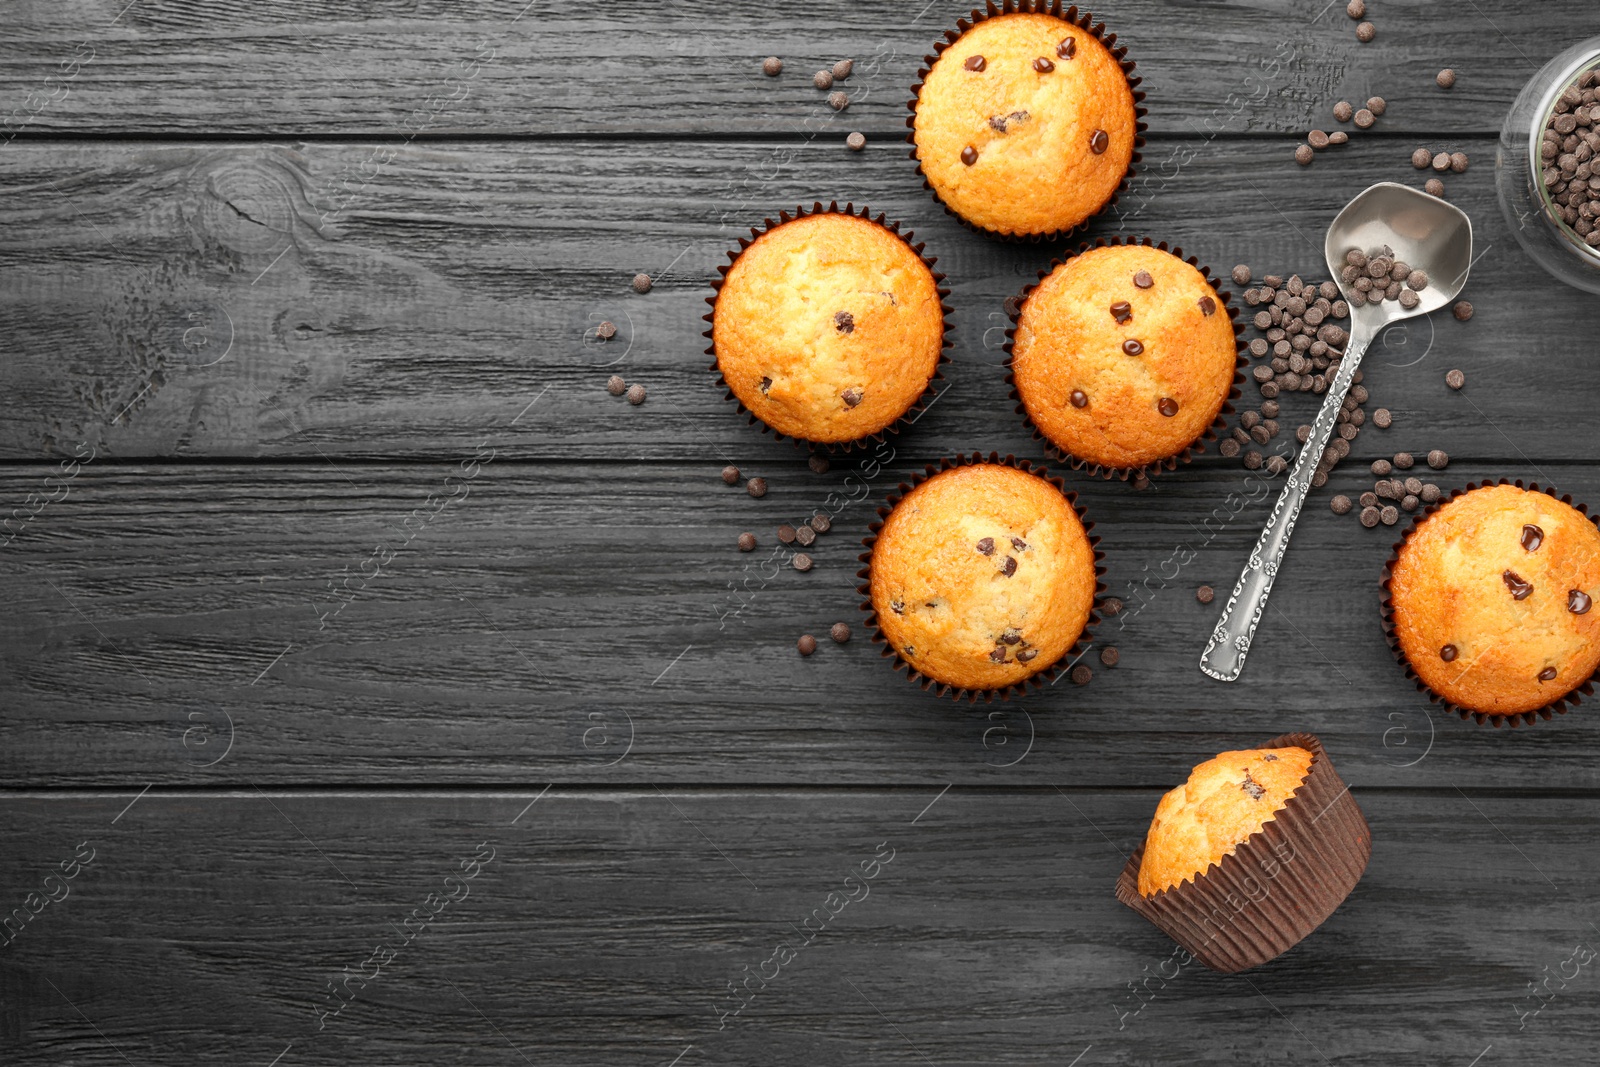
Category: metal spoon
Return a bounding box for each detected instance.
[1199,182,1474,681]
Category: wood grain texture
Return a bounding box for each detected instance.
[6,460,1600,787]
[2,137,1597,461]
[0,0,1579,136]
[2,790,1597,1066]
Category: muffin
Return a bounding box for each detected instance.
[1387,482,1600,719]
[910,8,1140,238]
[1010,242,1238,474]
[1115,733,1371,974]
[1137,745,1315,897]
[709,208,945,446]
[864,458,1098,694]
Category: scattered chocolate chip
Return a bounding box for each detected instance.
[1540,666,1559,681]
[1360,491,1379,508]
[1521,524,1545,552]
[1393,452,1415,470]
[808,454,830,475]
[1360,506,1380,527]
[607,374,627,396]
[1433,151,1452,172]
[738,532,756,552]
[1220,438,1240,458]
[833,58,854,81]
[1158,397,1179,417]
[1446,368,1466,390]
[1334,100,1354,122]
[813,69,833,90]
[1196,584,1215,604]
[1244,450,1263,469]
[1421,484,1442,503]
[1309,129,1331,149]
[1296,144,1315,165]
[1441,644,1458,662]
[1503,569,1534,599]
[1123,339,1145,356]
[798,634,817,656]
[1425,178,1446,197]
[1412,148,1434,169]
[1057,37,1077,59]
[965,54,986,72]
[632,273,652,293]
[1374,408,1393,428]
[1401,494,1419,511]
[1371,459,1393,476]
[808,513,831,534]
[763,56,783,77]
[1437,68,1456,89]
[1366,96,1386,116]
[596,320,617,341]
[1356,21,1375,42]
[831,622,851,643]
[1330,131,1350,144]
[1102,597,1124,616]
[1099,646,1118,667]
[961,145,979,166]
[1346,0,1365,16]
[1425,450,1447,470]
[846,131,866,151]
[777,523,797,544]
[721,464,741,485]
[1002,555,1018,577]
[828,90,849,111]
[1070,389,1089,408]
[626,383,647,405]
[1450,152,1469,173]
[1354,107,1375,128]
[1331,494,1354,514]
[1380,505,1400,525]
[1571,590,1593,615]
[976,536,995,556]
[746,477,767,498]
[1232,264,1252,285]
[793,553,813,572]
[1452,302,1473,322]
[1071,664,1092,685]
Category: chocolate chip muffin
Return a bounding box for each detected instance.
[1138,745,1314,897]
[910,8,1140,238]
[1388,483,1600,717]
[866,461,1097,693]
[1010,243,1237,473]
[710,209,945,445]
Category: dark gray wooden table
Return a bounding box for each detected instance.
[4,2,1600,1063]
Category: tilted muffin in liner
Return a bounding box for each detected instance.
[703,201,954,454]
[905,1,1147,242]
[1114,732,1371,974]
[1004,237,1245,483]
[856,451,1106,703]
[1381,478,1600,729]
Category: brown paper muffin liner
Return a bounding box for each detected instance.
[905,1,1147,243]
[1114,732,1371,974]
[1380,478,1600,729]
[854,450,1107,703]
[1003,237,1245,483]
[703,202,954,455]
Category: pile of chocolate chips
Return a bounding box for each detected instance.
[1329,449,1449,527]
[1540,68,1600,248]
[1337,245,1430,310]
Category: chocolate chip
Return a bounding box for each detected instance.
[1367,96,1387,116]
[777,523,796,544]
[1002,555,1018,577]
[1540,666,1559,681]
[1433,151,1452,173]
[1356,21,1375,42]
[1372,459,1393,476]
[738,532,756,552]
[1266,455,1288,475]
[976,536,995,556]
[1421,484,1441,503]
[632,273,652,293]
[763,56,783,77]
[1503,569,1534,599]
[833,58,854,81]
[1123,339,1145,356]
[1102,597,1124,617]
[813,69,833,90]
[1374,408,1393,428]
[1360,506,1380,527]
[1437,68,1456,89]
[1450,152,1469,173]
[792,553,813,572]
[1399,289,1420,309]
[795,525,816,547]
[835,310,855,333]
[607,374,627,396]
[1571,590,1593,615]
[1522,524,1545,552]
[746,477,767,498]
[830,622,851,644]
[1330,131,1350,144]
[1360,491,1379,508]
[626,383,647,405]
[1334,100,1354,122]
[988,647,1007,664]
[961,145,978,166]
[1402,494,1419,511]
[1011,536,1028,552]
[1446,368,1466,390]
[828,91,849,111]
[808,454,830,475]
[1033,57,1055,73]
[999,627,1022,645]
[808,513,831,533]
[1199,296,1217,316]
[1412,148,1434,169]
[1393,452,1414,470]
[1404,477,1424,495]
[1110,300,1133,323]
[798,634,817,656]
[1017,648,1039,663]
[1309,129,1331,149]
[1196,585,1215,604]
[596,320,617,340]
[1441,644,1458,662]
[1099,646,1119,667]
[1232,265,1252,285]
[1244,450,1263,469]
[1425,178,1445,197]
[759,376,773,395]
[1453,302,1474,322]
[1354,108,1375,129]
[1347,0,1365,14]
[1296,144,1314,165]
[1070,389,1089,408]
[1158,397,1179,417]
[1380,505,1399,525]
[1057,37,1076,59]
[1090,129,1109,154]
[965,55,986,72]
[1071,664,1092,685]
[1132,271,1154,290]
[1331,494,1354,514]
[842,387,864,408]
[1220,438,1240,458]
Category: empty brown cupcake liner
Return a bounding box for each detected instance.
[905,1,1147,243]
[703,201,954,455]
[1114,732,1371,974]
[1380,478,1600,729]
[1003,236,1246,483]
[854,450,1107,703]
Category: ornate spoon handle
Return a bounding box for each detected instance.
[1199,321,1375,681]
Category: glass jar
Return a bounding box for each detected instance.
[1495,38,1600,294]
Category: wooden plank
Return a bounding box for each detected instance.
[1,789,1596,1064]
[0,0,1575,136]
[2,136,1596,461]
[5,459,1600,787]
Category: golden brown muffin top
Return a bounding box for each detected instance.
[912,12,1137,236]
[1012,244,1235,470]
[1138,746,1314,898]
[712,213,943,444]
[869,463,1096,691]
[1390,484,1600,715]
